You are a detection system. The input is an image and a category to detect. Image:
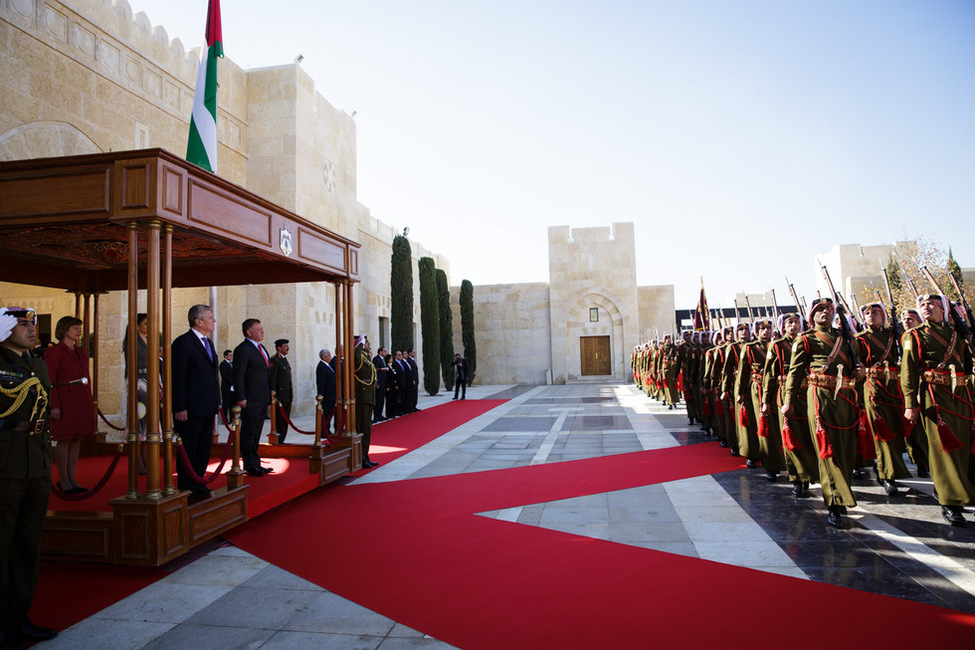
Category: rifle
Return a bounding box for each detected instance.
[770,289,781,324]
[743,294,755,324]
[904,273,919,300]
[785,277,806,321]
[917,264,975,358]
[819,264,861,368]
[947,272,975,334]
[846,292,864,331]
[733,299,742,326]
[881,267,903,360]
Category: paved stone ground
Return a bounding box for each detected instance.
[40,382,975,648]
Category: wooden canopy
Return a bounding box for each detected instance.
[0,148,359,290]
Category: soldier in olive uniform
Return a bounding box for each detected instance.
[763,313,818,498]
[353,335,379,468]
[739,319,785,480]
[723,323,757,465]
[901,295,974,526]
[0,307,58,646]
[268,338,293,444]
[856,303,911,496]
[899,308,929,477]
[783,298,865,528]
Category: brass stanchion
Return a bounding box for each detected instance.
[227,406,242,490]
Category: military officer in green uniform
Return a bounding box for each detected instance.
[856,302,911,496]
[783,298,865,528]
[0,307,58,647]
[353,335,379,468]
[901,295,974,526]
[739,319,785,480]
[723,323,757,465]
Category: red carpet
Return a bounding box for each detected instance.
[228,444,975,648]
[32,562,168,634]
[352,400,506,475]
[34,398,508,634]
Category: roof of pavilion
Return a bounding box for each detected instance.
[0,148,360,292]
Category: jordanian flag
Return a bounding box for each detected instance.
[186,0,223,172]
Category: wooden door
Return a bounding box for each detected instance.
[580,336,611,375]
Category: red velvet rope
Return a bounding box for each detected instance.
[53,444,125,500]
[274,402,316,435]
[175,435,235,486]
[97,408,126,432]
[321,407,341,445]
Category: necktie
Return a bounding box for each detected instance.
[259,344,269,366]
[203,337,214,361]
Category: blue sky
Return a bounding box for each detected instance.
[135,0,974,307]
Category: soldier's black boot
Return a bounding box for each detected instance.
[827,505,844,528]
[942,506,966,527]
[880,479,900,496]
[791,480,802,497]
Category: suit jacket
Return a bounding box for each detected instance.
[316,360,336,406]
[171,330,220,418]
[407,356,420,383]
[372,354,387,390]
[219,359,234,403]
[268,354,293,403]
[232,338,271,409]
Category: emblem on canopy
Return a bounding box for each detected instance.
[279,226,293,257]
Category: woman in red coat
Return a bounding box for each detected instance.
[45,316,96,494]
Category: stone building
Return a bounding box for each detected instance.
[456,223,675,385]
[1,0,686,422]
[0,0,448,423]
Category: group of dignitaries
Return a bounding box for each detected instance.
[632,294,974,529]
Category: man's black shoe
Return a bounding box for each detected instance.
[852,468,867,480]
[943,506,966,527]
[745,459,756,468]
[791,481,802,497]
[245,469,265,477]
[729,450,739,457]
[719,440,728,448]
[765,472,778,482]
[18,623,58,642]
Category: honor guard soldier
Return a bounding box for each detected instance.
[856,302,911,496]
[783,298,866,528]
[763,313,818,498]
[901,295,974,526]
[0,307,58,646]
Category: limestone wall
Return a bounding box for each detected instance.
[637,285,676,340]
[454,282,551,385]
[547,223,640,383]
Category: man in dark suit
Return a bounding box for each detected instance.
[372,345,388,423]
[451,353,468,400]
[219,349,234,417]
[407,348,421,412]
[171,304,221,496]
[268,338,293,444]
[394,350,410,416]
[232,318,272,476]
[316,348,336,434]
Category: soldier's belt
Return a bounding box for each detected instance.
[778,375,807,389]
[866,366,899,379]
[807,373,856,390]
[922,370,969,387]
[0,418,45,434]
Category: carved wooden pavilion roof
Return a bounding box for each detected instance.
[0,149,360,291]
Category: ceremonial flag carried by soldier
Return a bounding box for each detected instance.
[694,280,710,331]
[186,0,224,172]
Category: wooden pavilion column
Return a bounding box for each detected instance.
[124,222,140,499]
[333,282,344,435]
[144,221,162,499]
[161,225,175,496]
[344,279,355,435]
[92,292,101,404]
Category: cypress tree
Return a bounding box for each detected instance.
[419,257,440,396]
[460,279,476,384]
[390,234,414,353]
[436,269,455,391]
[948,248,964,296]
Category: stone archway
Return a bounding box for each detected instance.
[0,121,101,161]
[565,292,624,382]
